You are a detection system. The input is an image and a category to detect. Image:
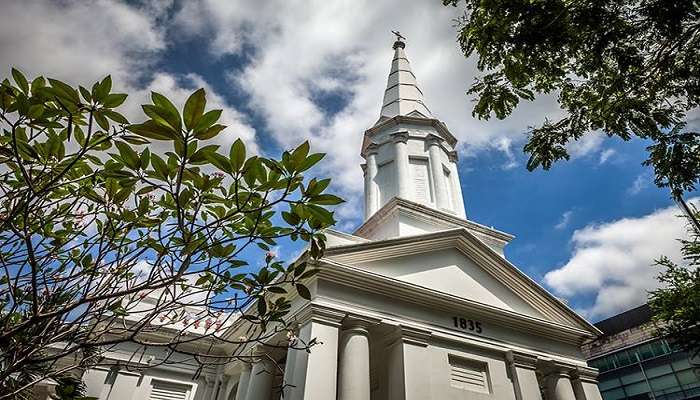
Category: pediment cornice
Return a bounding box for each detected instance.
[324,228,600,337]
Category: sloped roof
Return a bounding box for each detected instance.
[379,39,432,119]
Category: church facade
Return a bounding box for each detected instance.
[80,38,604,400]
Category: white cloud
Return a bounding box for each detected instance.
[0,0,259,157]
[544,200,696,319]
[172,0,574,223]
[555,210,573,230]
[0,0,165,85]
[494,137,519,170]
[599,148,616,164]
[628,172,652,195]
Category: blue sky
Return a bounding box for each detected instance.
[1,0,695,321]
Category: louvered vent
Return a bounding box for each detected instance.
[449,355,489,393]
[410,158,432,203]
[149,380,192,400]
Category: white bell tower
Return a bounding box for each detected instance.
[361,35,467,221]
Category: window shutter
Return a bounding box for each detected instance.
[149,380,192,400]
[449,356,489,393]
[410,158,431,203]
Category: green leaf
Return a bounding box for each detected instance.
[310,194,344,205]
[151,154,169,180]
[151,91,181,132]
[190,145,219,164]
[267,286,287,294]
[230,138,246,172]
[291,141,310,170]
[101,109,129,124]
[95,76,112,102]
[115,141,141,170]
[298,153,325,172]
[127,120,176,141]
[11,68,28,94]
[48,78,80,104]
[205,151,231,173]
[193,109,222,132]
[257,298,267,316]
[295,284,312,300]
[103,93,127,108]
[183,88,206,131]
[194,124,225,140]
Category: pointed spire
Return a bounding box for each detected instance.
[380,33,432,119]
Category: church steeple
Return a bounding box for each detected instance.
[359,34,467,225]
[380,33,432,119]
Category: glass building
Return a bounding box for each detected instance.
[583,304,700,400]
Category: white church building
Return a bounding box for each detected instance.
[80,37,605,400]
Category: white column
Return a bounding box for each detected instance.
[338,320,372,400]
[448,151,466,218]
[427,135,448,210]
[392,132,410,200]
[545,371,577,400]
[82,367,111,399]
[364,144,379,220]
[245,356,275,400]
[105,369,140,400]
[235,363,252,400]
[283,306,344,400]
[386,326,432,400]
[571,368,604,400]
[507,352,543,400]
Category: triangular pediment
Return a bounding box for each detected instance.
[323,228,598,334]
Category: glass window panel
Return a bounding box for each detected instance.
[671,358,691,370]
[638,344,655,360]
[624,381,651,396]
[602,388,626,400]
[616,351,633,367]
[674,369,697,385]
[600,378,623,391]
[650,341,667,357]
[644,364,673,378]
[649,374,680,391]
[621,370,646,385]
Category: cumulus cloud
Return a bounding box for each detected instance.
[172,0,604,224]
[0,0,165,85]
[544,200,696,319]
[0,0,258,152]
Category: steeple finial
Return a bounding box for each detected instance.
[391,30,406,49]
[378,30,432,119]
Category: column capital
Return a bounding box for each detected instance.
[506,351,539,370]
[570,366,600,383]
[293,303,346,328]
[390,131,410,143]
[538,358,578,378]
[342,315,381,335]
[426,133,443,146]
[448,151,459,163]
[365,143,379,156]
[385,324,432,347]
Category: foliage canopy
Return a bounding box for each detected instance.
[444,0,700,198]
[0,69,342,399]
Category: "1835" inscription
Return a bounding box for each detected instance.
[452,316,483,333]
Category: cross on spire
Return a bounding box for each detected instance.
[391,30,406,49]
